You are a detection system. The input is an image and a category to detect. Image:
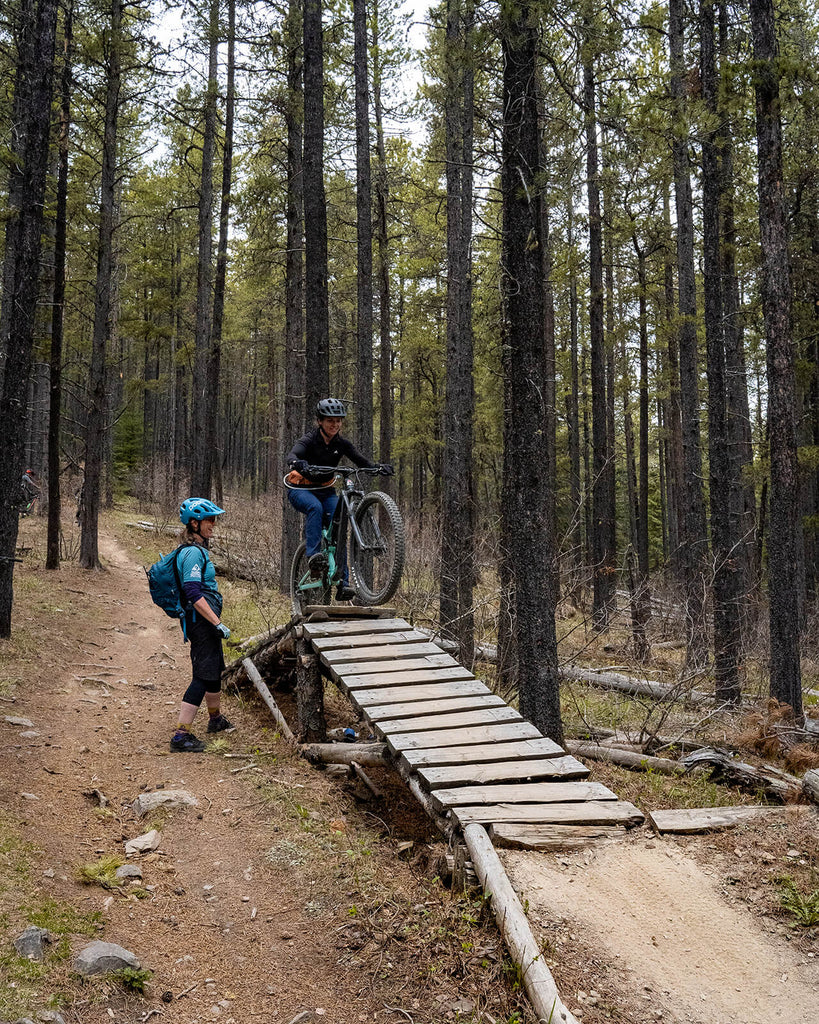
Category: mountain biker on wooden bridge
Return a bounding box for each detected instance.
[286,397,392,601]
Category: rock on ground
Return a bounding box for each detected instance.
[74,940,141,976]
[132,789,198,817]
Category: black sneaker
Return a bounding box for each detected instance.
[207,714,235,734]
[308,553,326,579]
[336,584,356,601]
[170,731,205,752]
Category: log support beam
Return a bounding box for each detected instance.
[296,637,326,742]
[463,823,580,1024]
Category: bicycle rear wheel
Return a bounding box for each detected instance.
[290,542,331,617]
[348,491,405,605]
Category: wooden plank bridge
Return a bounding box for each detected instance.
[300,613,644,848]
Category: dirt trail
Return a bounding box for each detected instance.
[503,841,819,1024]
[3,531,390,1023]
[4,526,819,1024]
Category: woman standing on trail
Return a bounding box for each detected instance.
[286,398,392,601]
[170,498,234,753]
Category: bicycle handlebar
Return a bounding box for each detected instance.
[303,464,384,476]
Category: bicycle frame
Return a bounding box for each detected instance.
[286,466,380,598]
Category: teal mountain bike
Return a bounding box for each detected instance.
[286,465,405,617]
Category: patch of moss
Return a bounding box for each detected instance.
[76,854,125,889]
[27,897,102,937]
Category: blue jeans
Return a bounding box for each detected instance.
[288,487,338,557]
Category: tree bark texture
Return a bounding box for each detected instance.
[583,45,615,631]
[303,0,330,408]
[47,2,73,571]
[79,0,120,569]
[701,0,741,701]
[0,0,59,632]
[500,2,562,744]
[190,0,220,497]
[719,2,757,599]
[280,0,306,590]
[440,0,476,663]
[372,0,393,469]
[750,0,803,718]
[353,0,374,453]
[207,0,236,498]
[669,0,709,667]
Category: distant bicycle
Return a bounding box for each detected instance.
[285,465,405,617]
[19,495,37,518]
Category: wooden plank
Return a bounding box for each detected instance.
[452,800,645,827]
[387,720,541,753]
[647,805,806,835]
[305,605,396,618]
[352,678,491,705]
[401,737,565,770]
[328,653,461,682]
[418,755,590,789]
[322,641,444,665]
[489,823,624,851]
[343,668,476,693]
[376,706,523,737]
[360,693,505,722]
[312,630,431,652]
[430,781,617,813]
[302,617,410,639]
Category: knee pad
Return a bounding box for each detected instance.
[182,677,208,706]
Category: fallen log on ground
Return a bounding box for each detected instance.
[241,658,296,744]
[463,823,580,1024]
[300,742,389,766]
[681,747,803,802]
[561,664,714,705]
[648,805,813,834]
[565,740,685,775]
[802,768,819,805]
[223,623,296,688]
[350,761,384,800]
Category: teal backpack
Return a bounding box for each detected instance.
[146,546,208,641]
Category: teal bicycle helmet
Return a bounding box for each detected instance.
[179,497,225,525]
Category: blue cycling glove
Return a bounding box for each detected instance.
[215,622,231,639]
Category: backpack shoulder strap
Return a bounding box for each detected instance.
[174,544,209,593]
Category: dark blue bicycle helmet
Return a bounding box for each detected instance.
[316,397,347,418]
[179,497,225,525]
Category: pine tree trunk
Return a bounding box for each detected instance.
[79,0,120,569]
[701,0,741,700]
[0,0,59,631]
[372,0,393,470]
[353,0,374,452]
[500,2,562,743]
[280,0,306,592]
[750,0,803,718]
[190,0,219,497]
[303,0,330,407]
[440,0,475,663]
[208,0,236,499]
[46,2,72,570]
[669,0,708,667]
[719,1,758,602]
[566,193,582,594]
[584,48,614,631]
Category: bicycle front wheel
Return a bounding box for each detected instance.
[348,492,405,605]
[290,542,331,617]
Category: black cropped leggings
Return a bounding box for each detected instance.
[182,675,221,707]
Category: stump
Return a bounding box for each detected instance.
[296,637,326,742]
